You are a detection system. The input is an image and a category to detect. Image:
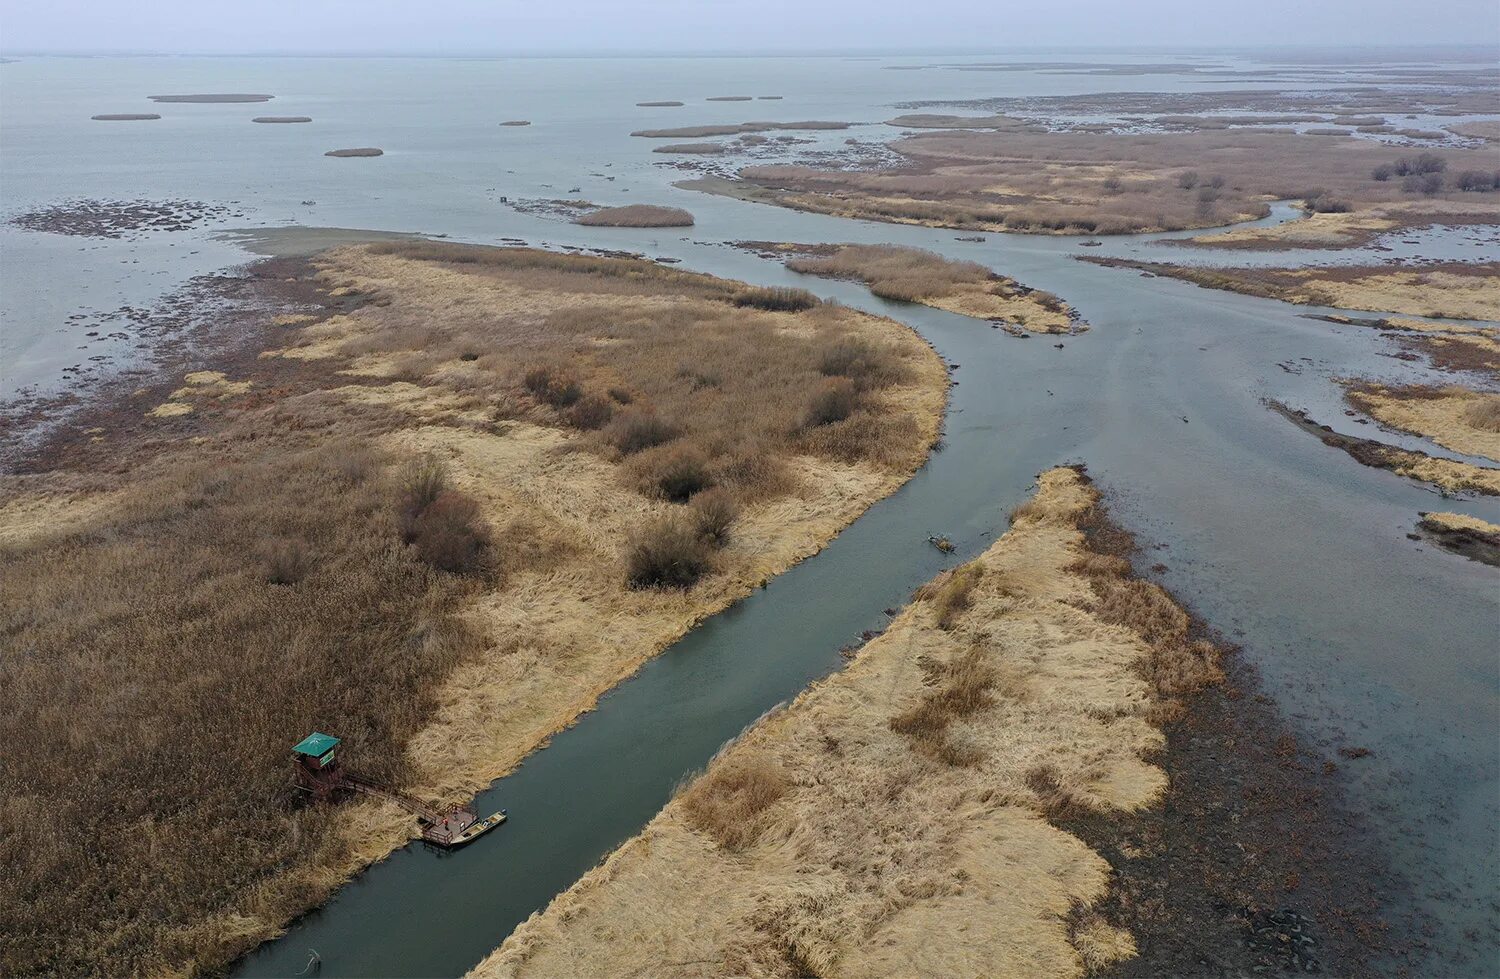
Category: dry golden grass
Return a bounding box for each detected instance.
[471,467,1222,979]
[1346,383,1500,463]
[695,128,1500,237]
[1090,258,1500,321]
[1419,510,1500,539]
[0,242,946,978]
[574,204,694,227]
[770,243,1081,333]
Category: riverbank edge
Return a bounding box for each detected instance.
[466,467,1402,978]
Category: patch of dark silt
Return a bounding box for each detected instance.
[7,199,241,239]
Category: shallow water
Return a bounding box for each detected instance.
[2,52,1496,978]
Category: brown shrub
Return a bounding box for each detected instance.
[609,412,680,454]
[818,337,877,379]
[565,394,614,430]
[625,513,714,589]
[633,443,714,502]
[522,365,582,408]
[409,490,491,574]
[679,752,790,850]
[263,539,314,585]
[732,286,818,312]
[397,453,448,519]
[690,488,740,546]
[804,378,859,427]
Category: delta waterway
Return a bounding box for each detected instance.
[0,52,1495,977]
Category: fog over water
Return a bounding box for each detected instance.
[1,0,1497,53]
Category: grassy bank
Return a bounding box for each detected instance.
[470,467,1229,978]
[1344,383,1500,463]
[739,242,1083,334]
[0,242,947,977]
[1084,257,1500,322]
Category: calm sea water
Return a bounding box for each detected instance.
[2,52,1497,977]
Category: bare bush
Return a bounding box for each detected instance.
[523,365,582,407]
[633,443,714,502]
[264,539,314,585]
[1402,172,1444,195]
[565,394,614,430]
[1393,153,1447,176]
[625,513,714,588]
[804,379,859,427]
[398,453,449,522]
[731,286,818,311]
[609,412,681,454]
[690,487,740,546]
[409,490,491,574]
[1455,170,1500,192]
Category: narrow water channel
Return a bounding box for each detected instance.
[237,210,1499,977]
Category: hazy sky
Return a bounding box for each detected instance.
[2,0,1497,54]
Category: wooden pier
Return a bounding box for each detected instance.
[291,732,506,848]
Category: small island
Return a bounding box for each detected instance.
[324,147,384,158]
[575,204,695,227]
[91,113,161,121]
[252,116,311,124]
[148,93,273,103]
[653,142,726,154]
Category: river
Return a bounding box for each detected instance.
[1,51,1495,978]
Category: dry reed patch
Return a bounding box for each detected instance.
[0,446,482,978]
[694,127,1500,237]
[0,242,946,979]
[774,242,1082,333]
[471,467,1225,979]
[1088,257,1500,321]
[1345,383,1500,462]
[574,204,695,227]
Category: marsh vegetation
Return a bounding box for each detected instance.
[471,468,1227,979]
[0,241,945,977]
